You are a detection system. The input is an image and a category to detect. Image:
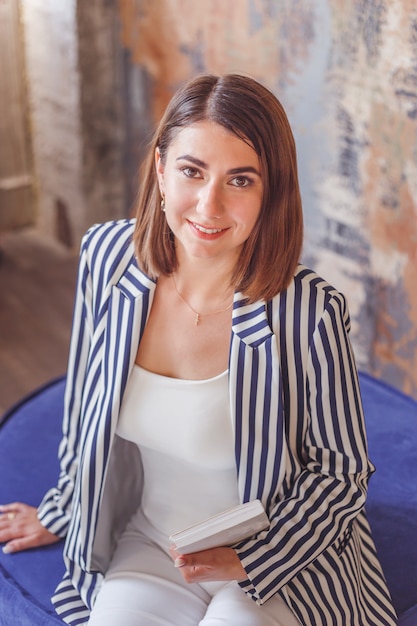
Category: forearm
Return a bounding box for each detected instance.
[234,466,369,603]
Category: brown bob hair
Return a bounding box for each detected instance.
[133,73,303,302]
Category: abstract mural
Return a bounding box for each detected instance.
[118,0,417,398]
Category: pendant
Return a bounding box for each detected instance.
[195,313,200,325]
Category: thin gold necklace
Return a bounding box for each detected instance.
[172,274,233,326]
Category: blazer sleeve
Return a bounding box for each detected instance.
[235,290,373,604]
[37,228,95,537]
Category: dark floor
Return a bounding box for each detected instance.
[0,228,78,417]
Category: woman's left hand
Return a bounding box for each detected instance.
[169,544,247,583]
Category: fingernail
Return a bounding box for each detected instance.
[2,545,12,554]
[174,557,186,568]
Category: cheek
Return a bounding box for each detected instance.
[164,192,191,230]
[239,199,262,230]
[167,177,196,205]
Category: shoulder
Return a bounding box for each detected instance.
[78,219,139,294]
[269,264,350,332]
[281,264,346,307]
[294,264,346,306]
[81,218,136,259]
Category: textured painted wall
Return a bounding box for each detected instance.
[21,0,128,246]
[76,0,129,228]
[21,0,85,244]
[309,1,417,397]
[119,0,317,116]
[118,0,417,398]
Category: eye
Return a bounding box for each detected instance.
[231,176,251,188]
[181,166,202,179]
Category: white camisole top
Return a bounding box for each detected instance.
[116,365,240,539]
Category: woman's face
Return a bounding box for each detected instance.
[156,120,263,268]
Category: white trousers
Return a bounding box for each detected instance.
[88,519,300,626]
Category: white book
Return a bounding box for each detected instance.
[169,499,270,554]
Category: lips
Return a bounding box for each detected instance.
[191,221,226,235]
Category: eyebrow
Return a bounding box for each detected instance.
[176,154,261,177]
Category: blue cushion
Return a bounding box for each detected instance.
[0,378,66,625]
[1,373,416,624]
[361,372,417,620]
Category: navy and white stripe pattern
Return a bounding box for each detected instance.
[37,220,396,625]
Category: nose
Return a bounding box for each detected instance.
[196,182,223,219]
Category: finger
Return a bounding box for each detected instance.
[0,515,15,527]
[176,552,208,573]
[0,521,30,543]
[0,529,18,544]
[0,503,25,513]
[0,516,23,537]
[0,504,37,526]
[3,529,60,554]
[0,512,21,528]
[170,545,187,565]
[178,563,212,584]
[2,533,39,554]
[169,544,178,559]
[173,551,214,572]
[181,551,211,568]
[174,555,187,568]
[0,507,17,521]
[0,504,28,523]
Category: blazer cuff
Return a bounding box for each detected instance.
[37,487,71,537]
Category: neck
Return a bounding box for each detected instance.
[174,248,236,301]
[172,258,235,318]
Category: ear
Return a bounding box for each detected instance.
[155,147,164,194]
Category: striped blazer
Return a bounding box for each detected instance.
[37,220,396,625]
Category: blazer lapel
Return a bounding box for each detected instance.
[229,293,287,511]
[99,261,156,449]
[80,261,156,565]
[107,267,152,403]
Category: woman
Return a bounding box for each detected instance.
[0,74,396,625]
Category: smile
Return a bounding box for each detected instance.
[191,222,226,234]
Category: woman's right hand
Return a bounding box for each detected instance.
[0,502,60,553]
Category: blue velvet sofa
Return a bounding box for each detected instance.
[1,372,416,625]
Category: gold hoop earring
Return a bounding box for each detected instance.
[160,196,165,212]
